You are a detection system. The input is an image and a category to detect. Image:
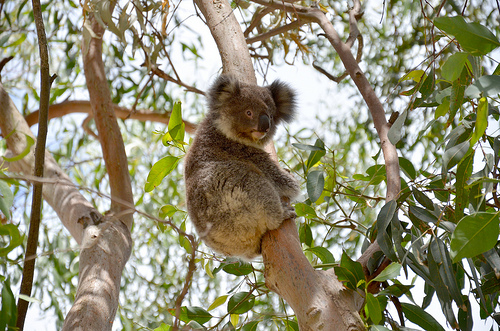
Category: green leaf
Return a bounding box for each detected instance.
[450,212,500,262]
[471,97,488,145]
[442,140,470,174]
[442,52,470,82]
[412,188,434,210]
[227,292,255,314]
[401,302,446,331]
[299,223,313,247]
[435,98,450,119]
[306,247,335,264]
[365,293,382,324]
[159,204,183,218]
[369,326,391,331]
[399,157,416,180]
[430,238,465,308]
[305,139,325,170]
[154,323,171,331]
[371,263,401,282]
[208,295,228,311]
[145,156,180,192]
[0,279,17,331]
[306,170,325,203]
[334,251,365,290]
[376,200,397,234]
[2,134,35,162]
[399,70,425,83]
[185,306,212,325]
[409,205,438,224]
[434,16,500,55]
[222,261,253,276]
[294,203,318,219]
[419,68,435,100]
[465,75,500,99]
[163,101,185,145]
[0,181,13,221]
[0,223,24,256]
[241,321,259,331]
[168,307,189,323]
[455,150,474,221]
[377,283,413,297]
[388,109,407,145]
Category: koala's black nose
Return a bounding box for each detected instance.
[258,114,271,132]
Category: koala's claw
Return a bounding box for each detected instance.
[283,206,297,220]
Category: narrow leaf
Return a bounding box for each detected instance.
[371,263,402,282]
[208,295,228,311]
[442,140,470,174]
[388,109,407,145]
[2,134,35,162]
[306,246,335,264]
[365,293,382,324]
[471,97,488,145]
[442,52,470,82]
[145,156,180,192]
[401,302,446,331]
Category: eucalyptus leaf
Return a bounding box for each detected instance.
[450,212,500,262]
[306,170,325,203]
[434,16,500,55]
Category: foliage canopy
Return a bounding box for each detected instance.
[1,0,500,330]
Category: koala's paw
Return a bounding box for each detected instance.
[282,205,297,220]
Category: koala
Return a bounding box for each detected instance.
[184,75,300,260]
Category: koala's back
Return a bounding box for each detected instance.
[185,120,286,259]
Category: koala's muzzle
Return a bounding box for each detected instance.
[258,114,271,133]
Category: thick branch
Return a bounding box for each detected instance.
[196,0,366,329]
[62,217,132,331]
[24,100,197,134]
[194,0,256,84]
[262,220,365,330]
[82,12,134,228]
[0,85,96,244]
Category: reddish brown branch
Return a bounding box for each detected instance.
[24,100,197,134]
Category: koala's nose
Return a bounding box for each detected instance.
[258,114,271,132]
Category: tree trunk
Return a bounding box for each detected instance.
[194,0,366,329]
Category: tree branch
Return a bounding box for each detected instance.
[82,9,134,228]
[195,0,366,329]
[17,0,52,327]
[194,0,257,84]
[0,85,99,244]
[246,20,305,44]
[24,100,197,134]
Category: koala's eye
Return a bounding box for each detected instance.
[246,110,253,118]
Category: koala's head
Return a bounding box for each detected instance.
[207,75,297,148]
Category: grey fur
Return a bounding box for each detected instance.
[184,75,300,260]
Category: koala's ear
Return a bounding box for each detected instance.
[268,80,297,123]
[208,75,241,108]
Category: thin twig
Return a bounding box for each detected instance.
[17,0,52,329]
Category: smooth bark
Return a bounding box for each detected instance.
[195,0,366,329]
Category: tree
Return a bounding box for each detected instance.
[1,0,500,330]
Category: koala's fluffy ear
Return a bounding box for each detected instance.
[208,75,241,109]
[268,80,297,123]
